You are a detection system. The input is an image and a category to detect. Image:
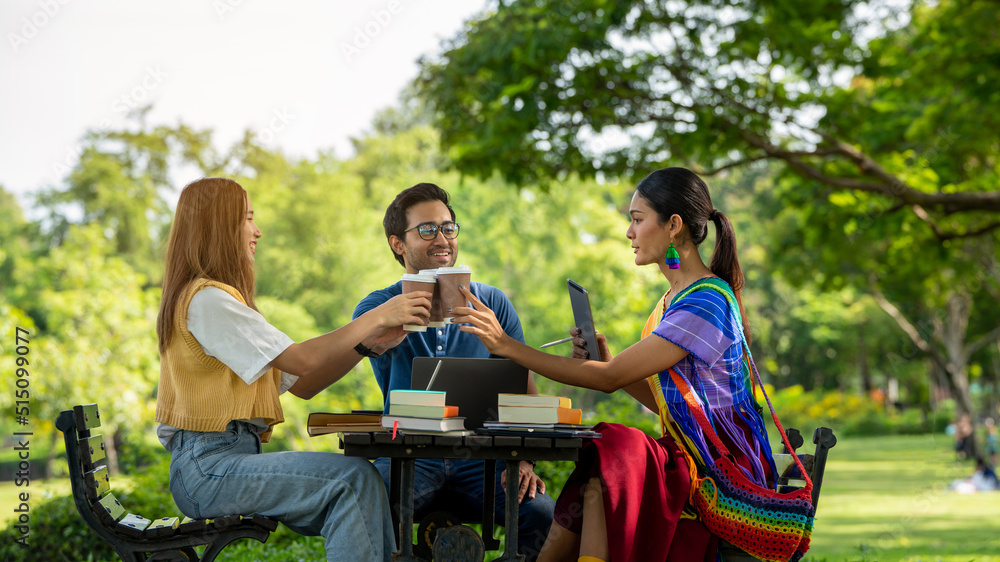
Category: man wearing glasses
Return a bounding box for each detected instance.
[351,182,555,561]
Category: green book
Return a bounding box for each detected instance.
[388,389,447,407]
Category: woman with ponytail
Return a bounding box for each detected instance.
[453,168,777,562]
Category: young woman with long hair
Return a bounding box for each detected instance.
[454,167,777,562]
[155,177,430,561]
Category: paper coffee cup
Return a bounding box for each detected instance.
[436,265,472,323]
[419,269,446,327]
[401,272,436,331]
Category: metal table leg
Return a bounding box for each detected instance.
[482,461,499,551]
[493,459,525,561]
[390,457,402,550]
[393,458,423,562]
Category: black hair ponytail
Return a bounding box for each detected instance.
[635,168,751,342]
[709,209,751,342]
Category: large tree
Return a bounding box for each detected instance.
[419,0,998,230]
[418,0,1000,417]
[37,115,220,282]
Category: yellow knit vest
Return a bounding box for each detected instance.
[155,278,284,442]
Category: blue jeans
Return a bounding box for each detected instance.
[374,457,555,561]
[169,421,394,562]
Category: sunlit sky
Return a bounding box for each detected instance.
[0,1,488,212]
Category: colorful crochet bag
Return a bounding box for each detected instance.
[644,284,814,562]
[669,366,814,562]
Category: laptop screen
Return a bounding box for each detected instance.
[410,357,529,429]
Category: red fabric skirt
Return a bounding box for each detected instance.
[553,422,717,562]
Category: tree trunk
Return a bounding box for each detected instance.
[104,427,120,476]
[990,341,1000,422]
[870,287,994,458]
[45,429,60,480]
[859,333,872,395]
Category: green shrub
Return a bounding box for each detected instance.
[0,456,182,561]
[888,407,929,435]
[0,486,118,561]
[841,410,889,436]
[767,385,956,438]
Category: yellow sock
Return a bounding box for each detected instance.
[579,557,607,562]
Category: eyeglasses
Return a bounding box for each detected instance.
[404,221,461,240]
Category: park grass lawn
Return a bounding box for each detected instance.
[805,433,999,561]
[4,433,996,561]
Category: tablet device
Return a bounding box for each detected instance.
[567,279,600,360]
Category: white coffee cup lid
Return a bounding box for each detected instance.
[418,269,439,276]
[401,273,436,283]
[436,265,471,274]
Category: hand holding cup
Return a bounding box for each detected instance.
[400,273,437,331]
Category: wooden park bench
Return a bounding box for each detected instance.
[57,403,279,562]
[718,426,838,561]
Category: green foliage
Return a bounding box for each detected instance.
[419,0,999,221]
[0,456,177,562]
[36,122,220,282]
[0,492,113,561]
[416,0,1000,419]
[766,385,956,437]
[0,223,161,458]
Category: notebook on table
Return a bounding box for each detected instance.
[410,357,529,429]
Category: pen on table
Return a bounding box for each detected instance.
[540,336,573,349]
[424,359,443,390]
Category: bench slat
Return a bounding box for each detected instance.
[117,513,152,538]
[251,514,279,532]
[177,516,209,534]
[84,466,111,501]
[96,493,127,526]
[342,432,374,446]
[73,404,101,431]
[523,436,551,448]
[493,436,523,447]
[404,434,435,446]
[145,516,180,539]
[80,435,106,472]
[432,435,464,447]
[466,436,493,448]
[212,515,243,530]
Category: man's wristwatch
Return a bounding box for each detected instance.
[354,342,380,359]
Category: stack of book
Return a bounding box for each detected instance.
[307,411,386,436]
[380,389,470,435]
[481,394,600,438]
[497,393,583,424]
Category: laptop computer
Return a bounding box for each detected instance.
[411,357,529,429]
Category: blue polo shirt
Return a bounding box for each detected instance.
[353,280,524,409]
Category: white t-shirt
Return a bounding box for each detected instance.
[157,287,298,449]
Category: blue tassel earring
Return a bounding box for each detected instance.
[665,242,680,269]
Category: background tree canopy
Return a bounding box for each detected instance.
[416,0,1000,420]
